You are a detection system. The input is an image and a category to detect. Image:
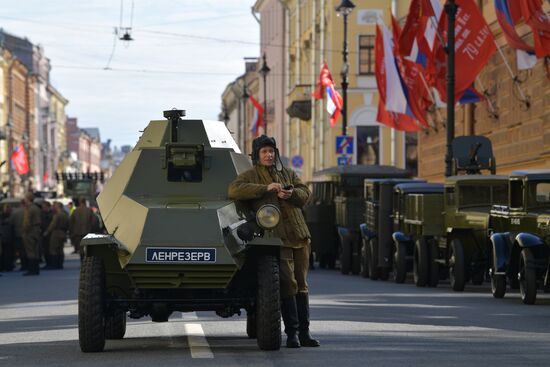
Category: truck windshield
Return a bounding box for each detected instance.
[459,183,507,208]
[527,182,550,208]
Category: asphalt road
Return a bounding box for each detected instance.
[1,250,550,367]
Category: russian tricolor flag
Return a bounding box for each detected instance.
[249,95,264,137]
[326,84,343,127]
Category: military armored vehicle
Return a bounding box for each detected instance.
[390,182,444,283]
[78,110,283,352]
[360,178,421,280]
[56,172,102,207]
[489,170,550,304]
[305,165,410,274]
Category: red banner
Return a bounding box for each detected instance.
[11,143,29,175]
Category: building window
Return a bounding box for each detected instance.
[357,126,379,165]
[359,35,375,75]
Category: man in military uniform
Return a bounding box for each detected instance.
[228,135,320,348]
[70,197,94,260]
[22,193,42,275]
[44,202,69,270]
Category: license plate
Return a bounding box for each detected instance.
[146,247,216,263]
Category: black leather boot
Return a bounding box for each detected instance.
[281,296,300,348]
[296,293,320,347]
[23,259,39,276]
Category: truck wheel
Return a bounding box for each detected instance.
[368,238,380,281]
[393,242,407,284]
[105,311,127,339]
[351,238,361,275]
[79,256,106,352]
[246,312,257,339]
[360,238,370,278]
[413,238,429,287]
[491,274,506,299]
[449,239,465,292]
[428,239,439,288]
[256,255,281,350]
[519,248,537,305]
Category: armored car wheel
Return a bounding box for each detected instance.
[519,249,537,305]
[449,239,465,292]
[360,238,370,278]
[105,311,127,339]
[368,239,380,280]
[246,312,257,339]
[393,242,407,284]
[78,256,106,352]
[413,238,429,287]
[491,274,506,299]
[256,254,281,350]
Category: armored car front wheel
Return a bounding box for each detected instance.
[519,249,537,305]
[255,254,282,351]
[105,311,127,339]
[78,256,106,352]
[246,312,257,339]
[413,238,429,287]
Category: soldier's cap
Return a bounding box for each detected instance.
[252,135,276,151]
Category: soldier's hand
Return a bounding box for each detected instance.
[267,183,282,193]
[277,188,293,199]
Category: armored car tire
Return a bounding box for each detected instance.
[105,311,127,339]
[78,256,106,353]
[413,238,429,287]
[519,248,537,305]
[255,254,282,350]
[449,239,466,292]
[393,241,407,284]
[491,274,506,299]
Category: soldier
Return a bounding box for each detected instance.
[44,202,69,270]
[69,197,93,260]
[40,201,53,269]
[0,203,14,272]
[228,135,320,348]
[21,193,42,275]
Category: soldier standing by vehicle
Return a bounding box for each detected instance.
[21,193,42,275]
[228,135,320,349]
[70,197,93,259]
[44,202,69,270]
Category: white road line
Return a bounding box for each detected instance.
[181,312,198,320]
[184,323,213,359]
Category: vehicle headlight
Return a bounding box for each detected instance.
[256,204,281,229]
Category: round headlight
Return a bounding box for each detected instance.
[256,204,281,229]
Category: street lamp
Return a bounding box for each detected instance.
[444,0,457,177]
[259,53,270,134]
[336,0,355,137]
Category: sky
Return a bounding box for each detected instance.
[0,0,260,148]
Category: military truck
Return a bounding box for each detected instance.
[305,165,410,274]
[78,110,283,352]
[489,170,550,304]
[57,173,102,207]
[360,178,420,280]
[390,182,444,283]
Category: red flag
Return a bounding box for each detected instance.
[375,26,386,103]
[43,170,49,183]
[11,143,29,175]
[434,0,496,103]
[249,96,264,138]
[312,63,334,99]
[376,99,420,132]
[495,0,535,52]
[520,0,550,57]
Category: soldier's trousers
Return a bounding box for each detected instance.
[49,231,66,257]
[71,234,85,253]
[280,240,310,299]
[22,231,40,261]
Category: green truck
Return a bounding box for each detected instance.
[78,110,283,352]
[489,170,550,304]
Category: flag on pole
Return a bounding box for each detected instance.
[11,143,29,175]
[43,170,49,184]
[519,0,550,58]
[249,95,264,138]
[312,63,343,126]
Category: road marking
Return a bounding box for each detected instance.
[181,312,198,320]
[184,323,213,359]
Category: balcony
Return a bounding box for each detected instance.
[286,84,311,121]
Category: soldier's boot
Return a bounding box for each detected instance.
[296,293,320,347]
[56,254,64,270]
[23,260,39,276]
[41,255,55,270]
[281,296,300,348]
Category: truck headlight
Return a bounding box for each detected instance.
[256,204,280,229]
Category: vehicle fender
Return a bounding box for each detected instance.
[392,231,411,244]
[515,232,545,249]
[359,223,376,241]
[490,232,510,273]
[247,235,284,247]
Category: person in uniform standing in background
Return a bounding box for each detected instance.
[44,202,69,270]
[0,204,14,272]
[69,197,94,260]
[11,204,25,271]
[40,201,53,270]
[228,135,320,349]
[21,193,42,276]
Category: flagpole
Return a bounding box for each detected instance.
[493,40,530,107]
[475,76,499,118]
[444,0,457,178]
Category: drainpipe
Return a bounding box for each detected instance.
[391,0,397,167]
[278,0,291,158]
[319,0,326,169]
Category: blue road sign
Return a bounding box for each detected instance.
[291,155,303,168]
[336,136,353,154]
[337,155,352,166]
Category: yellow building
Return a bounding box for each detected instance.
[281,0,413,183]
[47,85,68,190]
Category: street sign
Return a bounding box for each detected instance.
[291,155,304,169]
[337,155,352,166]
[336,136,353,154]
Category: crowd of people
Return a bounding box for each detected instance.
[0,194,102,276]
